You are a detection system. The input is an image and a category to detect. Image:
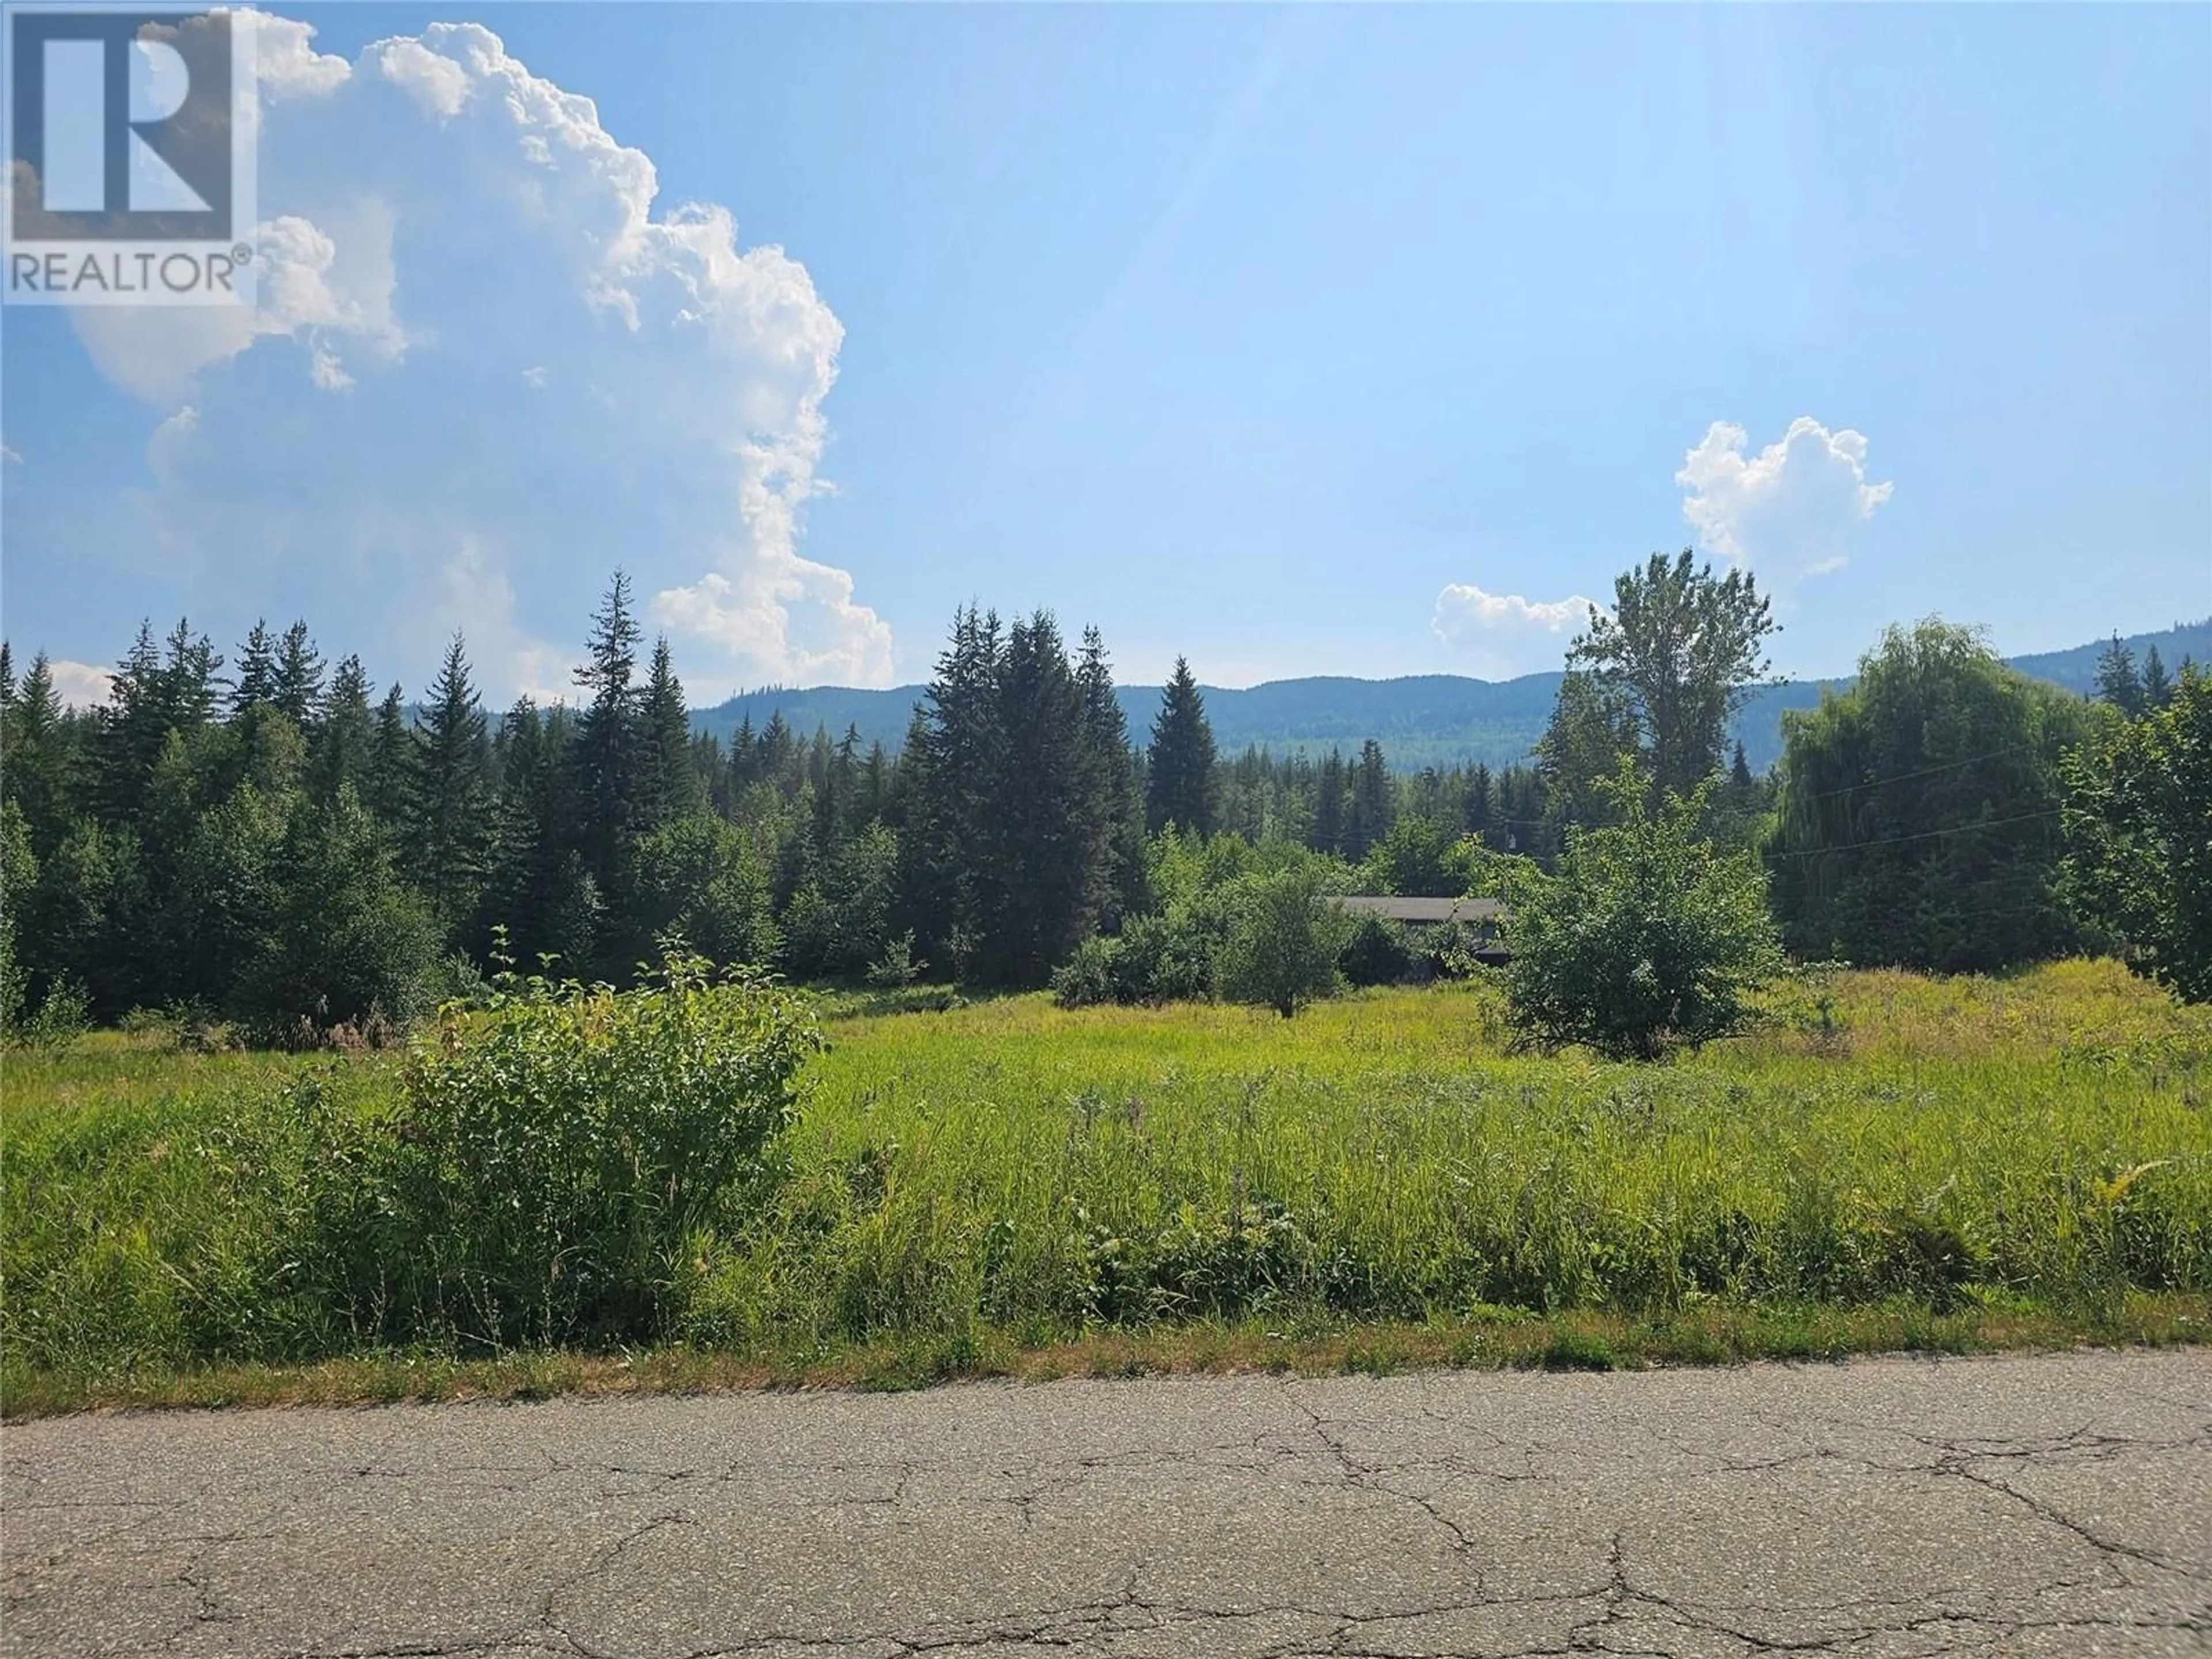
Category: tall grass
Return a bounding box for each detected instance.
[5,960,2209,1391]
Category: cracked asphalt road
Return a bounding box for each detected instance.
[5,1350,2207,1658]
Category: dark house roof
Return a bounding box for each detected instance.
[1333,895,1504,926]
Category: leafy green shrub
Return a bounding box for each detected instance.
[2063,664,2212,1003]
[1219,866,1354,1018]
[366,950,822,1347]
[1500,768,1783,1059]
[9,978,90,1053]
[1339,912,1418,987]
[1051,935,1124,1009]
[866,930,926,989]
[1115,907,1222,1002]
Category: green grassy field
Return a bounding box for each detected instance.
[5,960,2209,1413]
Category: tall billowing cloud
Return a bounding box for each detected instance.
[1430,583,1599,679]
[1676,418,1893,580]
[48,662,116,710]
[70,14,893,696]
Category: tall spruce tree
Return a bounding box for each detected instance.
[2093,634,2146,717]
[3,653,77,856]
[411,634,493,933]
[99,620,221,826]
[1077,625,1148,924]
[1346,738,1392,861]
[272,622,326,725]
[988,611,1110,983]
[908,607,1007,975]
[573,571,645,895]
[309,654,375,804]
[638,635,701,831]
[1313,748,1347,854]
[368,683,415,825]
[1146,656,1218,836]
[2142,644,2174,711]
[231,620,278,714]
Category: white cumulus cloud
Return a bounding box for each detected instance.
[49,661,116,710]
[1676,417,1893,581]
[60,12,893,697]
[1430,583,1600,679]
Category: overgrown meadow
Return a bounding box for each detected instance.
[5,959,2209,1404]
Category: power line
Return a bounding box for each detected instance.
[1767,807,2062,860]
[1785,742,2042,805]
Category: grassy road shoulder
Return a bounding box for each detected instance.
[6,960,2208,1416]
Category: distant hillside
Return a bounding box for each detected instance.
[693,618,2209,774]
[2002,619,2211,696]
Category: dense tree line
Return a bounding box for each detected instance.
[3,554,2206,1042]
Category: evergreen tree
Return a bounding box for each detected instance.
[94,622,164,824]
[482,699,557,962]
[988,611,1111,983]
[568,573,647,938]
[272,621,325,725]
[411,634,493,933]
[2,653,77,855]
[98,620,221,825]
[907,607,1007,975]
[231,619,278,714]
[368,683,415,825]
[241,786,438,1033]
[1076,627,1148,925]
[2141,644,2174,710]
[2093,634,2146,717]
[1146,656,1218,836]
[309,654,376,804]
[638,635,701,831]
[1312,748,1348,854]
[1346,738,1393,861]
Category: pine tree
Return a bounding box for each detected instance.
[411,634,493,934]
[2094,634,2146,717]
[988,611,1110,983]
[572,571,644,895]
[481,698,569,965]
[757,711,796,791]
[1145,657,1218,836]
[908,607,1007,972]
[638,635,700,831]
[368,683,415,825]
[156,619,225,733]
[2142,644,2174,711]
[99,620,221,825]
[231,619,278,714]
[95,622,164,824]
[1346,738,1392,861]
[310,654,375,804]
[272,622,325,725]
[1313,748,1347,854]
[1077,626,1147,924]
[2,653,77,856]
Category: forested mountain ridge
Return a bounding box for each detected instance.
[695,619,2208,772]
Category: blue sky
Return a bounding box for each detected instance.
[3,3,2207,706]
